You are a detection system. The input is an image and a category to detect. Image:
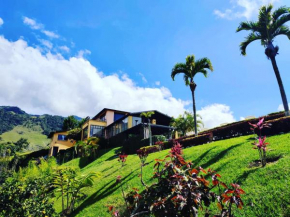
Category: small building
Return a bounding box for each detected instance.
[48,131,76,157]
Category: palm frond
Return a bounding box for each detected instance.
[258,4,273,28]
[171,63,187,81]
[272,25,290,39]
[185,55,195,67]
[272,6,290,21]
[183,74,191,86]
[236,21,260,32]
[272,13,290,33]
[194,58,213,77]
[240,32,262,55]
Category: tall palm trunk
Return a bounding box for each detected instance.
[270,56,290,116]
[190,83,198,136]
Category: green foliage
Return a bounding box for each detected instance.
[67,127,82,140]
[75,137,100,160]
[0,106,64,136]
[53,168,101,215]
[0,158,58,217]
[63,115,79,131]
[0,177,56,217]
[171,111,203,136]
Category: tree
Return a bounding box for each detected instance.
[171,111,204,137]
[171,55,213,136]
[63,115,78,131]
[236,4,290,116]
[140,111,155,146]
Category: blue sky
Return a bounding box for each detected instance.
[0,0,289,128]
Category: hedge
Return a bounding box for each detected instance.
[198,112,286,141]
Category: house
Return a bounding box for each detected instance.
[81,108,129,140]
[48,131,76,157]
[80,108,174,141]
[48,108,174,156]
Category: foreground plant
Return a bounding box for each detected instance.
[118,153,128,167]
[249,118,271,167]
[53,168,101,215]
[125,143,245,216]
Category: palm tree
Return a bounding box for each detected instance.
[171,55,213,136]
[171,111,204,137]
[236,4,290,116]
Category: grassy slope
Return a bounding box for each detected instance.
[57,133,290,217]
[1,125,50,150]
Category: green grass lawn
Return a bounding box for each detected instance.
[0,125,50,150]
[56,133,290,216]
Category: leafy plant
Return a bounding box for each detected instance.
[75,137,100,159]
[118,153,128,167]
[126,143,245,216]
[171,111,204,137]
[53,168,101,215]
[249,118,271,167]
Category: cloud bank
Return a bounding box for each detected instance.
[198,104,236,129]
[0,36,190,118]
[0,18,4,26]
[214,0,280,20]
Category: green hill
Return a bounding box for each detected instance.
[0,106,65,136]
[55,132,290,216]
[0,106,66,150]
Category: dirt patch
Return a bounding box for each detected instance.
[248,155,282,168]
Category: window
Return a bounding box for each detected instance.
[90,125,104,137]
[132,117,142,126]
[114,113,125,122]
[57,134,67,141]
[100,115,106,122]
[83,126,88,140]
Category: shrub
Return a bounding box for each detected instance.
[0,177,56,217]
[125,143,245,216]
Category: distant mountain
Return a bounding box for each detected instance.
[0,106,65,136]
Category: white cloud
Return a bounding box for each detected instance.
[138,72,147,83]
[197,104,236,129]
[0,36,189,118]
[23,17,43,29]
[214,0,280,20]
[277,103,290,111]
[42,30,59,39]
[23,16,59,39]
[58,45,70,53]
[0,18,4,26]
[240,117,245,121]
[77,49,91,58]
[155,81,160,86]
[38,39,53,49]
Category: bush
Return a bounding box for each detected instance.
[198,112,286,141]
[262,116,290,135]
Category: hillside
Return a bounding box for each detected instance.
[0,106,65,136]
[0,106,67,150]
[56,132,290,216]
